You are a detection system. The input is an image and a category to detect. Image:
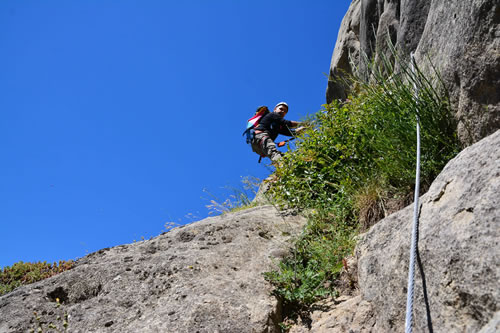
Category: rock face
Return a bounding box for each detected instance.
[0,206,306,333]
[356,129,500,332]
[327,0,361,100]
[296,129,500,332]
[327,0,500,145]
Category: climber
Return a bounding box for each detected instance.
[250,102,304,162]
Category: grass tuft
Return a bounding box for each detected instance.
[203,176,261,215]
[264,46,461,328]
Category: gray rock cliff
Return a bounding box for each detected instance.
[291,130,500,332]
[327,0,500,145]
[356,129,500,332]
[0,206,306,333]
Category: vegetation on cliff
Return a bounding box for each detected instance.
[0,261,74,296]
[263,53,461,325]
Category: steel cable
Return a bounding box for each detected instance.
[405,52,422,333]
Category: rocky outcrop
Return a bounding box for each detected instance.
[327,0,500,145]
[0,206,306,333]
[356,129,500,332]
[327,0,361,100]
[292,130,500,332]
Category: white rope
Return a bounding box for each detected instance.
[405,52,421,333]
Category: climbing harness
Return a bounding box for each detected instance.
[405,52,422,333]
[253,125,299,163]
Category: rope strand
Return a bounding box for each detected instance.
[405,52,422,333]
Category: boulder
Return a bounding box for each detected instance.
[326,0,361,102]
[289,130,500,333]
[355,129,500,332]
[0,206,306,333]
[327,0,500,145]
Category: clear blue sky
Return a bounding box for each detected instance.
[0,0,351,268]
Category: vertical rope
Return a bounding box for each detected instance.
[405,52,421,333]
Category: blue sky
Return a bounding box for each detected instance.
[0,0,351,268]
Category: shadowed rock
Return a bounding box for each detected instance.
[327,0,500,145]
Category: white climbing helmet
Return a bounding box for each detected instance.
[274,102,288,109]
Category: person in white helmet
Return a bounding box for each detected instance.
[251,102,304,162]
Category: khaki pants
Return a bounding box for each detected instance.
[251,132,282,162]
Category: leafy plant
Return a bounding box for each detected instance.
[0,260,74,296]
[264,47,461,326]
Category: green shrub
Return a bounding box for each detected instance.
[0,260,74,296]
[264,50,461,324]
[271,64,459,211]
